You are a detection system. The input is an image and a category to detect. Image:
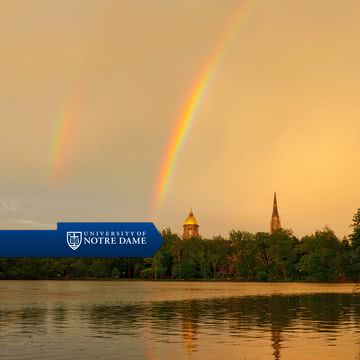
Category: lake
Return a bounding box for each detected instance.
[0,281,359,359]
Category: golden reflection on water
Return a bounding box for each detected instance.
[0,281,359,359]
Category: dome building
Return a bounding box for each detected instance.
[182,209,199,239]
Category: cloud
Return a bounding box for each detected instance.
[15,219,54,228]
[0,199,17,211]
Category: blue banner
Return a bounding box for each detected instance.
[0,222,163,257]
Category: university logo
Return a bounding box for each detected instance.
[66,232,82,251]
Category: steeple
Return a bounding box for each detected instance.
[270,192,281,233]
[272,192,279,217]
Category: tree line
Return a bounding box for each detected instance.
[1,208,360,281]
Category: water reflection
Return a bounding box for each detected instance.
[85,294,358,332]
[52,305,68,333]
[1,286,360,359]
[17,308,47,335]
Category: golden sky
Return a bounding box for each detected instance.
[0,0,359,237]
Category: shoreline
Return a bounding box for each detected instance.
[0,278,357,283]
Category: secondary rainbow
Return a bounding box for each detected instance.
[152,0,256,214]
[49,91,79,182]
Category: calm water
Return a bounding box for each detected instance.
[1,282,360,359]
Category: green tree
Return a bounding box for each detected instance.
[207,237,224,277]
[111,267,120,278]
[140,267,154,279]
[172,259,196,279]
[297,227,341,281]
[152,252,168,279]
[229,231,257,278]
[89,260,108,278]
[160,228,182,279]
[350,208,360,249]
[268,229,299,280]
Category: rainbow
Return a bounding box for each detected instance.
[49,91,80,183]
[152,1,256,214]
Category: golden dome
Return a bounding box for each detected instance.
[184,209,199,226]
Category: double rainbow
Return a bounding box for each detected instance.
[47,1,257,210]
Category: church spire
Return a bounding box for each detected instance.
[271,192,281,233]
[272,192,279,217]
